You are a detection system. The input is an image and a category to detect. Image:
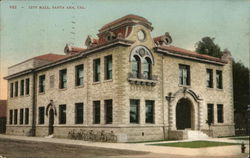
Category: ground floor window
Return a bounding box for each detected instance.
[75,103,84,124]
[130,99,139,124]
[217,104,224,123]
[39,107,45,124]
[93,101,100,124]
[207,104,214,124]
[9,110,13,125]
[105,100,113,124]
[14,109,18,125]
[25,108,29,124]
[145,100,154,123]
[20,109,24,125]
[59,104,66,124]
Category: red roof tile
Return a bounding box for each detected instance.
[70,46,86,52]
[34,53,66,61]
[158,45,226,63]
[100,14,151,31]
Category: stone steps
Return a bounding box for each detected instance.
[187,130,209,140]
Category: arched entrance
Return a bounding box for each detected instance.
[176,98,194,130]
[48,109,54,135]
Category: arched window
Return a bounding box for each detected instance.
[143,57,152,79]
[132,55,141,78]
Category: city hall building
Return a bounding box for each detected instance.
[5,15,235,142]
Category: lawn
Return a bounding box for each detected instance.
[128,139,177,143]
[149,141,240,148]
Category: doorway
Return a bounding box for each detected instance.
[176,98,193,130]
[48,109,54,135]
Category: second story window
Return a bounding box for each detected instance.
[206,69,213,88]
[216,70,223,89]
[93,58,101,82]
[132,55,141,78]
[39,75,46,93]
[25,78,30,95]
[143,57,152,79]
[20,80,24,96]
[75,64,84,86]
[14,81,18,97]
[105,55,112,80]
[59,69,67,89]
[179,64,190,86]
[10,83,14,98]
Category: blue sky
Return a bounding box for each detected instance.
[0,0,249,99]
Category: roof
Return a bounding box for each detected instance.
[100,14,151,31]
[34,53,66,61]
[157,45,226,64]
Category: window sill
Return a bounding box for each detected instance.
[206,87,214,90]
[75,85,84,89]
[92,81,101,85]
[103,79,113,83]
[38,92,45,95]
[216,88,223,91]
[178,84,191,88]
[58,88,67,91]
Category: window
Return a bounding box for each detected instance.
[217,104,224,123]
[14,81,18,97]
[93,101,100,124]
[145,100,154,123]
[20,109,24,125]
[75,103,84,124]
[105,100,113,124]
[130,99,139,123]
[20,80,24,96]
[75,64,84,86]
[216,70,223,89]
[206,69,213,88]
[39,75,46,93]
[9,110,13,125]
[39,107,45,124]
[143,57,152,79]
[59,69,67,89]
[10,83,14,98]
[14,109,18,124]
[132,55,141,78]
[25,108,29,124]
[49,75,55,88]
[207,104,214,124]
[25,78,30,95]
[179,64,190,86]
[59,104,66,124]
[105,55,112,80]
[93,58,101,82]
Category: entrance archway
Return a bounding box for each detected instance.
[176,98,194,130]
[48,109,54,135]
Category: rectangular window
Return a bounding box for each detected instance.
[14,109,18,124]
[75,103,84,124]
[25,108,29,124]
[39,75,46,93]
[93,101,100,124]
[10,83,14,98]
[20,109,24,125]
[179,64,190,86]
[207,104,214,124]
[145,100,154,123]
[20,80,24,96]
[216,70,223,89]
[93,58,101,82]
[217,104,224,123]
[14,81,18,97]
[25,78,30,95]
[105,55,112,80]
[105,100,113,124]
[39,107,45,124]
[206,69,213,88]
[49,75,55,89]
[75,64,84,86]
[59,104,66,124]
[9,110,13,125]
[130,99,139,124]
[59,69,67,89]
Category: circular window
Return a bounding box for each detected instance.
[137,30,146,41]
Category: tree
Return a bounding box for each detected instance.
[195,37,223,58]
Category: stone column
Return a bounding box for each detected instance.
[168,102,175,130]
[198,101,203,130]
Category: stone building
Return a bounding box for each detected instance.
[4,14,235,142]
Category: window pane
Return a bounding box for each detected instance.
[179,65,190,86]
[76,65,84,86]
[39,75,45,93]
[60,69,67,89]
[130,100,139,123]
[25,108,29,124]
[75,103,84,124]
[9,110,13,124]
[59,105,66,124]
[105,100,112,124]
[39,107,45,124]
[217,104,224,123]
[20,109,24,124]
[145,100,154,123]
[216,70,222,89]
[105,55,112,80]
[93,59,100,82]
[207,104,214,124]
[20,80,24,96]
[10,83,14,98]
[14,109,18,124]
[25,78,30,95]
[15,81,18,97]
[93,101,100,124]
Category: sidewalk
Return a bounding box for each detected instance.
[0,134,248,157]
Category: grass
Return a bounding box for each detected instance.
[149,141,240,148]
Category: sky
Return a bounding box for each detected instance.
[0,0,249,99]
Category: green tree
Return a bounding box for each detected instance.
[195,37,223,58]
